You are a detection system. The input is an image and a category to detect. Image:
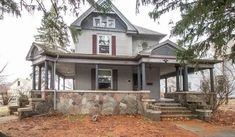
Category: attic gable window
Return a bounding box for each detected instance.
[93,16,115,28]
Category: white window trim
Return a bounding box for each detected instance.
[98,69,113,90]
[107,17,115,28]
[93,16,102,27]
[97,34,112,55]
[93,16,115,28]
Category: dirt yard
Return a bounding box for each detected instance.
[0,113,235,137]
[0,99,235,137]
[0,114,199,137]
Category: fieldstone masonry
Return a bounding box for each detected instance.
[32,90,150,116]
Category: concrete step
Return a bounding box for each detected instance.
[161,110,192,114]
[160,114,197,118]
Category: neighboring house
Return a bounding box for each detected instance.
[7,78,31,105]
[8,78,31,96]
[26,0,219,99]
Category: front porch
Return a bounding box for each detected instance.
[24,43,221,121]
[30,59,218,100]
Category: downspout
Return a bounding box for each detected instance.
[53,54,59,110]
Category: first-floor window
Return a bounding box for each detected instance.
[97,35,111,54]
[98,69,112,90]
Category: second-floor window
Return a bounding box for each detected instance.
[97,35,111,54]
[93,16,115,28]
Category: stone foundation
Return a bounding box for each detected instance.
[33,90,150,115]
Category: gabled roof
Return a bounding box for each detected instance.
[71,0,137,33]
[139,39,184,55]
[134,25,166,37]
[26,42,70,61]
[70,0,166,37]
[151,40,184,51]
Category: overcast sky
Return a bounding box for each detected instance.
[0,0,181,82]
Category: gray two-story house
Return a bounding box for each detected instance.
[26,0,218,100]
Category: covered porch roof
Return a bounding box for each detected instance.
[26,42,221,78]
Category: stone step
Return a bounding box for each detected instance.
[158,106,188,110]
[161,109,192,114]
[142,98,175,103]
[160,114,197,118]
[13,111,18,116]
[145,109,161,121]
[18,107,33,112]
[153,103,181,106]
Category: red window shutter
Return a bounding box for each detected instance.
[112,36,116,56]
[92,35,97,55]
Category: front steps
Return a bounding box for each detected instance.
[143,98,197,120]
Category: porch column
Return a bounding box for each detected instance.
[58,76,60,90]
[38,65,42,90]
[63,77,65,90]
[73,78,75,90]
[50,62,55,90]
[210,68,214,92]
[95,64,99,90]
[137,64,141,90]
[32,65,36,90]
[183,65,189,91]
[44,60,49,90]
[141,63,146,90]
[165,77,168,94]
[175,65,180,92]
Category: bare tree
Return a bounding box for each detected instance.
[0,63,12,105]
[200,62,235,112]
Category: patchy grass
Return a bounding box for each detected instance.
[64,114,85,121]
[0,106,9,116]
[142,116,153,123]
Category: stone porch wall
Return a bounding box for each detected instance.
[33,90,150,115]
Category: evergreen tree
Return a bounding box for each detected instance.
[34,7,70,49]
[138,0,235,63]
